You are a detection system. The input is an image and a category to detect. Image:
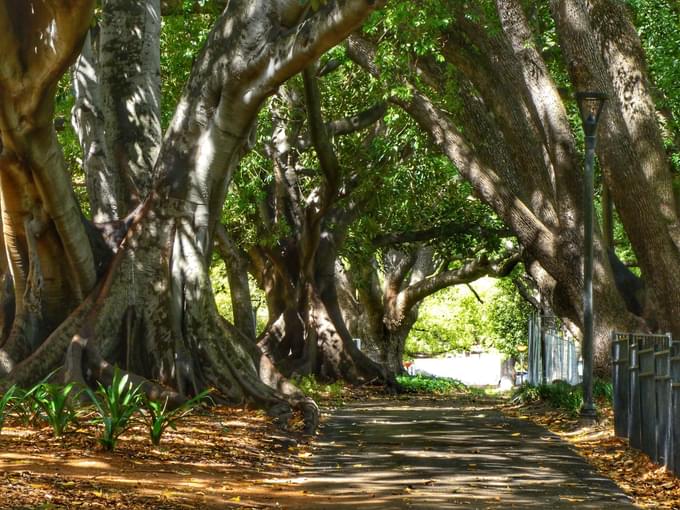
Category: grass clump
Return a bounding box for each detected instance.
[33,382,81,437]
[0,385,18,433]
[397,374,466,394]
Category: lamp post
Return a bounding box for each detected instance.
[575,91,607,422]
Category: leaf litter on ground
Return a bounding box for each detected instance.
[0,405,309,509]
[503,398,680,509]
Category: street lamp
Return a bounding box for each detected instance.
[575,91,607,422]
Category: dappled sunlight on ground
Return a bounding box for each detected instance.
[248,395,636,509]
[0,393,660,509]
[0,406,304,509]
[504,401,680,509]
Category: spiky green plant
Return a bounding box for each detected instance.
[12,385,44,427]
[144,390,211,446]
[86,368,143,451]
[33,382,81,437]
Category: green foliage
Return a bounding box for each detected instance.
[144,390,211,446]
[512,379,613,415]
[32,382,81,437]
[294,375,344,402]
[0,385,18,433]
[86,369,144,451]
[209,255,268,334]
[406,275,530,360]
[160,12,216,129]
[406,289,484,356]
[485,276,532,360]
[11,386,43,427]
[628,0,680,172]
[396,374,466,394]
[594,379,614,404]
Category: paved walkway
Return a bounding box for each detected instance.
[268,396,637,509]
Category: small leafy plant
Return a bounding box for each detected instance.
[0,385,18,433]
[87,368,143,451]
[144,390,210,446]
[33,382,81,437]
[11,385,43,427]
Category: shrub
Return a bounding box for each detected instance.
[396,374,466,394]
[512,381,582,414]
[594,379,613,404]
[512,379,613,415]
[33,382,81,437]
[144,390,210,446]
[87,368,143,451]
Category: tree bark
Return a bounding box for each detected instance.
[553,0,680,337]
[215,225,257,340]
[0,0,98,374]
[0,0,386,431]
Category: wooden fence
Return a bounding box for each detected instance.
[612,332,680,475]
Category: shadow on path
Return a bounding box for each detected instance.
[265,396,638,509]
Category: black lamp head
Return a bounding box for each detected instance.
[575,91,608,136]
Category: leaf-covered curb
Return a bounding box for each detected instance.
[503,401,680,509]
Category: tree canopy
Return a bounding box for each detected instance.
[0,0,678,422]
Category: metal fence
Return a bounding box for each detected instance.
[527,314,580,386]
[612,332,680,475]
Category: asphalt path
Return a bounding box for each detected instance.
[271,396,638,509]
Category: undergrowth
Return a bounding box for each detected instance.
[396,374,467,394]
[511,379,613,415]
[0,368,207,450]
[294,375,344,402]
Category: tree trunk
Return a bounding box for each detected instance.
[215,225,257,340]
[0,0,385,432]
[0,0,98,374]
[553,0,680,338]
[346,2,644,373]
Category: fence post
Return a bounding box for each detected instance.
[540,315,547,384]
[671,339,680,475]
[629,335,642,450]
[528,315,537,385]
[612,332,629,439]
[638,335,658,461]
[654,333,672,468]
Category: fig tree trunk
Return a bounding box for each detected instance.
[0,0,385,431]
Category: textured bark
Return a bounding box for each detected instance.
[0,0,98,375]
[72,29,123,223]
[100,0,162,206]
[215,225,257,340]
[0,0,385,430]
[345,245,521,377]
[246,56,392,386]
[553,0,680,336]
[72,1,162,221]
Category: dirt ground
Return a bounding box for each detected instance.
[0,405,307,509]
[1,391,679,509]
